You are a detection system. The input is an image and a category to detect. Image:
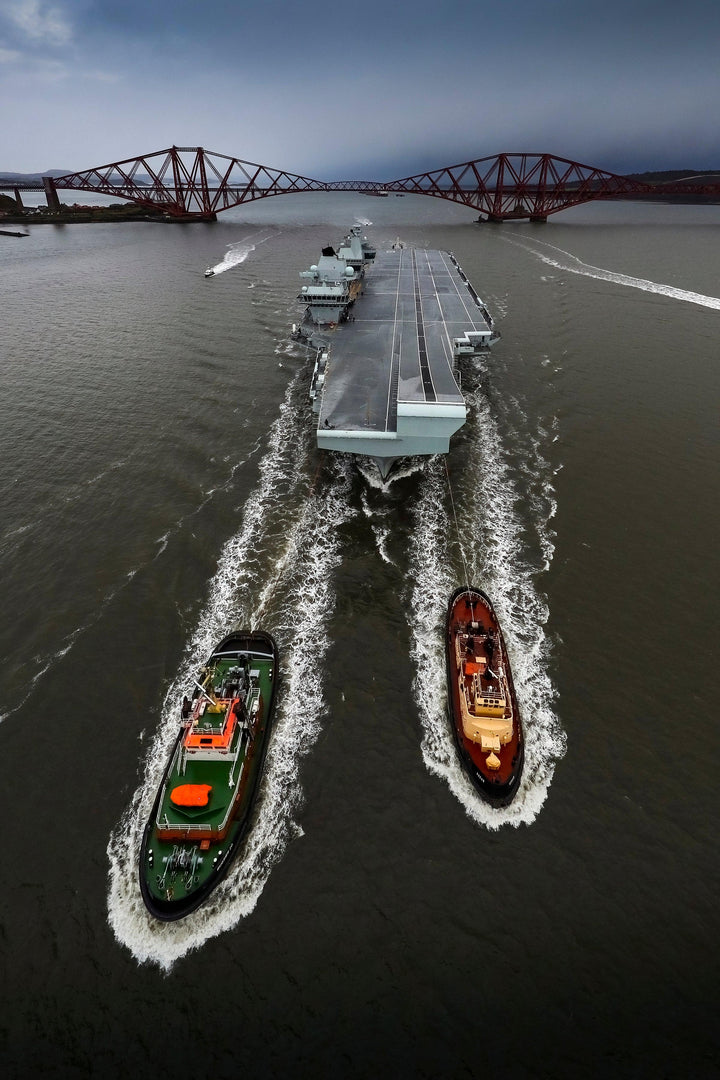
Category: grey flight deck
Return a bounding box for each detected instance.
[318,247,489,434]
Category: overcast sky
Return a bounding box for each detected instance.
[1,0,718,177]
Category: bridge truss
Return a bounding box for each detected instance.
[42,147,720,221]
[384,153,651,219]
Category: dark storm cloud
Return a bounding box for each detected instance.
[1,0,718,173]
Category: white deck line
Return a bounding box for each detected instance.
[412,249,439,402]
[437,249,482,324]
[419,250,461,390]
[384,249,405,432]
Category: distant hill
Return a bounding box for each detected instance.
[4,165,720,185]
[624,169,720,182]
[0,170,74,182]
[0,169,154,189]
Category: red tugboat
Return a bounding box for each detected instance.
[446,587,524,806]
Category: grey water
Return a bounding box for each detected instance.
[1,193,719,1078]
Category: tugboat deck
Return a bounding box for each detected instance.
[318,248,488,434]
[156,754,243,832]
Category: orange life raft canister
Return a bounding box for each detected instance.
[170,784,212,807]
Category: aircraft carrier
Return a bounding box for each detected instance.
[297,227,499,478]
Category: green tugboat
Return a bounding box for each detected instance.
[140,630,278,921]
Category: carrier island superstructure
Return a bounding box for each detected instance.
[297,225,499,478]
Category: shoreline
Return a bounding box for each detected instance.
[0,212,203,225]
[2,194,718,230]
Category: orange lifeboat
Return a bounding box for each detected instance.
[170,784,212,808]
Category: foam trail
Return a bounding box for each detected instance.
[0,434,264,723]
[0,457,128,554]
[107,388,355,968]
[355,456,427,492]
[1,564,152,724]
[208,233,275,276]
[406,388,565,829]
[457,386,565,825]
[506,235,720,310]
[359,492,395,566]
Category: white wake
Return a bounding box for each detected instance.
[507,235,720,310]
[405,388,565,829]
[107,372,354,969]
[206,233,274,276]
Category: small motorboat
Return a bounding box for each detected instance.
[446,586,524,805]
[204,267,214,277]
[139,630,278,920]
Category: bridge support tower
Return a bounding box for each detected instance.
[42,177,61,212]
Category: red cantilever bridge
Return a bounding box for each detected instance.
[39,146,720,222]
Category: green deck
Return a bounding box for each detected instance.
[157,755,238,830]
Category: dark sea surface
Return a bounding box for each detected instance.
[1,194,719,1078]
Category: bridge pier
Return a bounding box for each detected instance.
[477,212,547,223]
[42,176,61,212]
[164,212,218,222]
